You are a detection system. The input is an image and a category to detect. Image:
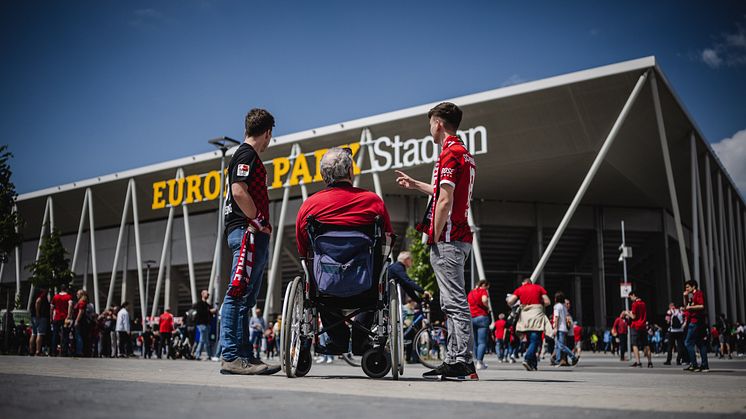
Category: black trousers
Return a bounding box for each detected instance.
[118,332,129,357]
[666,331,687,364]
[159,332,172,358]
[618,334,627,360]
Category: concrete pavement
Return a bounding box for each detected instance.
[0,353,744,418]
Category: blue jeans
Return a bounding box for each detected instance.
[555,330,576,364]
[524,331,542,368]
[495,339,504,359]
[684,323,709,369]
[194,324,212,359]
[471,315,490,361]
[219,227,270,362]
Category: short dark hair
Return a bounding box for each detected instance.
[628,290,637,297]
[244,108,275,138]
[554,291,565,303]
[477,279,489,288]
[121,301,129,308]
[685,279,699,289]
[427,102,462,132]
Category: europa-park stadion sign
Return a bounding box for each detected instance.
[151,126,488,209]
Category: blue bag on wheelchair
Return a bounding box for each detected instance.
[312,230,374,297]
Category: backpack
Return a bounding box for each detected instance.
[671,313,682,329]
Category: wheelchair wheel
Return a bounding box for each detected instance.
[279,281,294,372]
[282,276,307,378]
[388,280,404,380]
[361,348,391,379]
[414,326,448,369]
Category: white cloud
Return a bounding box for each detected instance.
[701,48,723,68]
[712,128,746,196]
[501,74,525,87]
[699,16,746,68]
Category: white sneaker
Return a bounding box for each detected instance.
[210,357,219,362]
[326,357,333,364]
[316,357,325,364]
[475,361,488,370]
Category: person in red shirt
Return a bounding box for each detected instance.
[296,147,394,357]
[573,322,583,356]
[51,284,73,356]
[493,313,507,361]
[396,102,478,381]
[73,290,90,357]
[624,290,652,368]
[467,280,491,370]
[158,308,174,359]
[612,311,629,361]
[507,278,551,371]
[683,280,709,372]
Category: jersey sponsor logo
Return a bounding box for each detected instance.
[237,164,250,176]
[463,154,476,166]
[441,167,455,176]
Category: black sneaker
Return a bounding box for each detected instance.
[249,358,282,375]
[521,361,535,371]
[630,362,640,368]
[442,362,479,381]
[647,362,653,368]
[422,363,449,380]
[571,355,580,366]
[696,366,710,373]
[663,361,671,365]
[684,365,697,372]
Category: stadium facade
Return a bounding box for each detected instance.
[2,56,745,327]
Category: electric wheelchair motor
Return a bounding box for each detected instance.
[280,216,404,379]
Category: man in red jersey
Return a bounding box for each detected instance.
[158,308,174,359]
[624,290,652,368]
[612,311,628,361]
[296,147,393,355]
[396,102,478,381]
[683,280,709,372]
[51,284,73,356]
[507,278,552,371]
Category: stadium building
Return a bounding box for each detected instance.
[2,56,745,327]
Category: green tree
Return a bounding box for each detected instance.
[0,145,23,263]
[405,227,437,294]
[26,228,73,289]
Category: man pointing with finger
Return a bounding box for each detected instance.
[395,102,478,381]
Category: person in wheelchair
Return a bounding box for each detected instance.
[295,147,394,356]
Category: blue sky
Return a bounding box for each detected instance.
[2,0,745,194]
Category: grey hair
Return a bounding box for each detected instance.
[320,147,353,185]
[397,251,412,263]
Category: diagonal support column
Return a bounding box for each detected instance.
[530,70,650,283]
[27,197,53,310]
[129,179,147,324]
[151,169,181,318]
[86,189,100,312]
[107,182,133,308]
[651,72,691,284]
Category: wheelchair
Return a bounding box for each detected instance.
[280,215,405,379]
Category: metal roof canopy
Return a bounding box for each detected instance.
[15,56,744,239]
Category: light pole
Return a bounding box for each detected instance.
[618,221,633,358]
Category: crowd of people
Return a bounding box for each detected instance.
[458,278,746,372]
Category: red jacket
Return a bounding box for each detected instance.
[159,312,174,333]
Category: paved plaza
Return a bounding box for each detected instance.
[0,353,744,418]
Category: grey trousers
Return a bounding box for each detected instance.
[430,241,473,364]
